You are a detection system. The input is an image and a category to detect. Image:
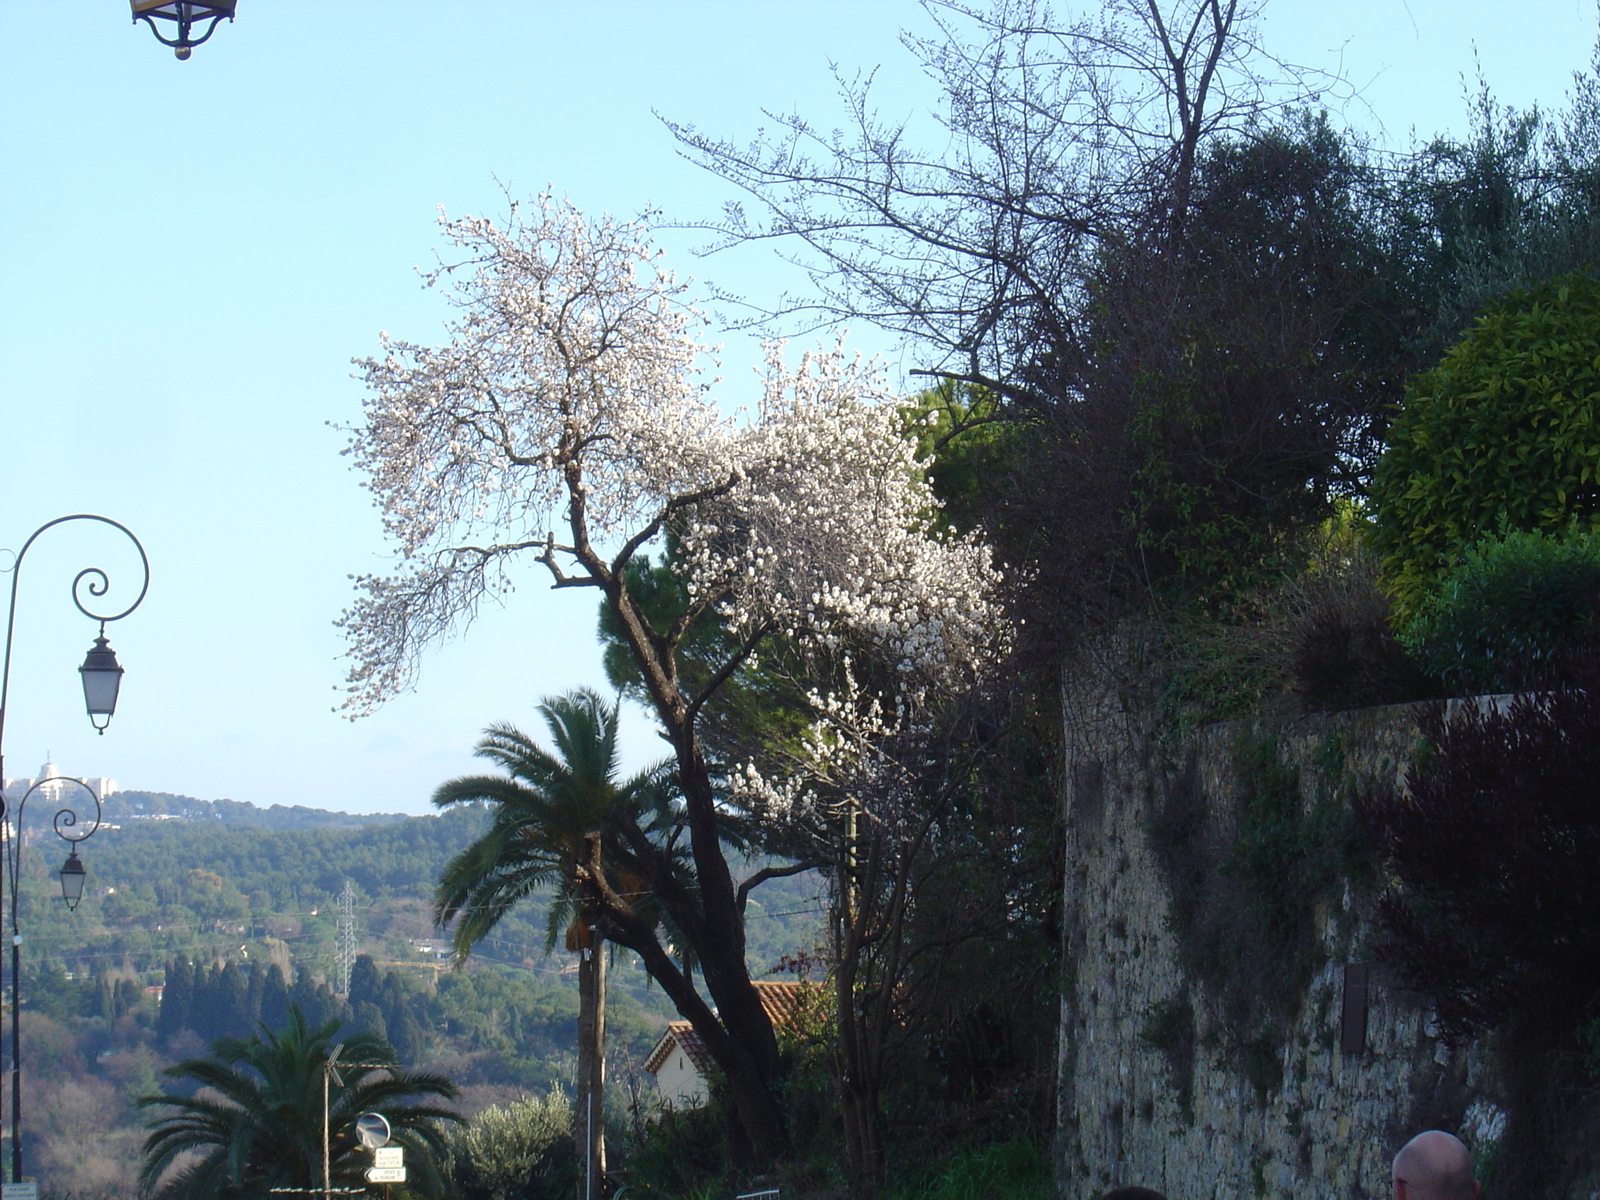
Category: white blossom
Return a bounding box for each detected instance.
[340,194,1005,727]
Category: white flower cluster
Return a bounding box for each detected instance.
[678,340,1004,691]
[726,660,933,837]
[348,192,727,561]
[341,195,1005,721]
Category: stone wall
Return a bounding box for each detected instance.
[1055,683,1504,1200]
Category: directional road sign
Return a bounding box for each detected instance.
[365,1167,407,1184]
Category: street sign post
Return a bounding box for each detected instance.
[365,1167,407,1184]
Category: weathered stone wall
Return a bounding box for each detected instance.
[1056,683,1503,1200]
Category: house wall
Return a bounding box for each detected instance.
[1055,653,1504,1200]
[653,1046,709,1109]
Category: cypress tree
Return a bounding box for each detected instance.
[348,955,382,1010]
[389,1006,427,1065]
[158,958,194,1041]
[352,1000,387,1043]
[245,960,268,1026]
[115,978,140,1021]
[189,963,216,1042]
[216,960,249,1041]
[259,964,290,1033]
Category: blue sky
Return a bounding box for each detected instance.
[1,1,1594,814]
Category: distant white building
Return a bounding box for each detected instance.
[645,1020,713,1108]
[1,757,117,806]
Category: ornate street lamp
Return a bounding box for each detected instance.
[78,635,125,735]
[3,777,103,1180]
[0,514,148,1183]
[58,848,87,911]
[130,0,237,60]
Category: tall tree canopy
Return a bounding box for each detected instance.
[342,194,1004,1160]
[669,1,1412,625]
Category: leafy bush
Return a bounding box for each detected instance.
[1355,670,1600,1199]
[885,1139,1051,1200]
[614,1095,729,1200]
[1356,677,1600,1041]
[1369,271,1600,622]
[449,1091,574,1200]
[1400,527,1600,690]
[1288,538,1436,713]
[1154,517,1435,733]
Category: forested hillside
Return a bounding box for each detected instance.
[22,800,818,981]
[3,798,822,1195]
[106,789,408,829]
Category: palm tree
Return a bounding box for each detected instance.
[433,688,674,1200]
[139,1004,460,1200]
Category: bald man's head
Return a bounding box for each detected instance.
[1392,1131,1479,1200]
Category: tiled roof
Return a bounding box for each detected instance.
[644,1020,713,1076]
[643,980,822,1078]
[752,979,814,1029]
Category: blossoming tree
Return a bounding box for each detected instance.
[342,194,1002,1159]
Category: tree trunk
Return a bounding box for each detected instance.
[611,913,786,1165]
[834,933,884,1200]
[597,576,787,1162]
[575,937,607,1200]
[671,739,787,1165]
[832,829,885,1200]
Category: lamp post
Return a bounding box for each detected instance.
[130,1,237,60]
[3,777,103,1184]
[0,514,148,1183]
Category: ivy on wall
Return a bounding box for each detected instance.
[1146,726,1369,1102]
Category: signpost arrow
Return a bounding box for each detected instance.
[365,1167,407,1184]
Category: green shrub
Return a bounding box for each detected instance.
[449,1090,574,1200]
[614,1095,729,1200]
[1369,271,1600,622]
[1400,527,1600,690]
[885,1139,1051,1200]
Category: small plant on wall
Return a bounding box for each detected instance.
[1147,727,1369,1098]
